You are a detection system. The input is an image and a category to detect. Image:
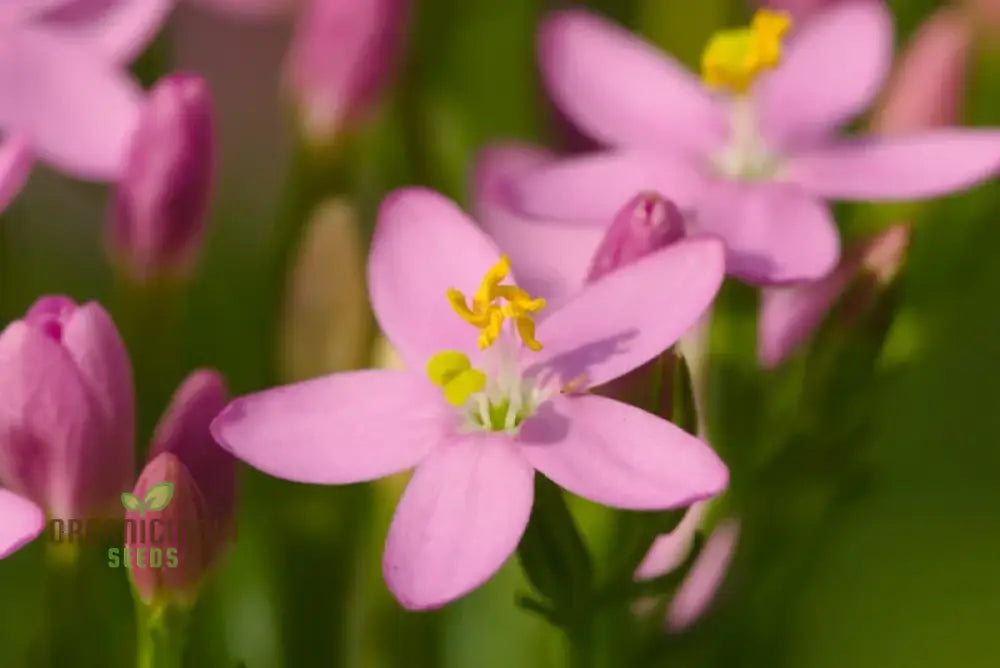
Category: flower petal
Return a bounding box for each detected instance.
[667,519,740,631]
[40,0,175,64]
[211,370,447,484]
[757,0,893,146]
[0,134,32,213]
[0,27,142,180]
[530,237,724,389]
[509,150,708,223]
[369,188,504,368]
[788,130,1000,200]
[635,502,706,580]
[473,144,605,305]
[518,395,727,510]
[0,489,45,559]
[383,434,533,610]
[692,180,840,284]
[539,10,726,153]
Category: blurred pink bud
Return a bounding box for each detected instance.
[284,0,409,145]
[587,192,686,282]
[128,369,235,604]
[0,296,134,519]
[0,135,32,215]
[667,519,740,631]
[758,224,910,367]
[110,73,216,283]
[870,8,973,134]
[635,502,706,581]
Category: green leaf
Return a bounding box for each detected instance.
[121,492,144,513]
[143,482,174,512]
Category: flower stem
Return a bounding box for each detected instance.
[135,600,190,668]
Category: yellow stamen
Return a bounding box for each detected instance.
[447,255,546,350]
[426,351,487,407]
[701,9,791,94]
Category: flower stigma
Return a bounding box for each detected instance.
[701,9,791,94]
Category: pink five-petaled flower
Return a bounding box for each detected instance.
[0,0,173,197]
[211,188,729,610]
[506,2,1000,285]
[0,295,135,559]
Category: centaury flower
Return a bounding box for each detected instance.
[0,0,173,182]
[212,188,729,609]
[507,2,1000,284]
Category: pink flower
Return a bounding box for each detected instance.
[0,0,173,184]
[212,188,729,609]
[506,2,1000,284]
[0,296,134,557]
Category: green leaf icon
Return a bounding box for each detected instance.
[143,482,174,512]
[121,492,144,514]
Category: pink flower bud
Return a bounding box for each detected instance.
[0,296,134,519]
[110,73,216,283]
[127,369,236,605]
[667,519,740,631]
[586,192,686,283]
[758,224,910,367]
[284,0,409,145]
[870,8,973,134]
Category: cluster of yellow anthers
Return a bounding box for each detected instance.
[446,255,546,351]
[701,9,791,94]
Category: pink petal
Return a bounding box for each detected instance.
[757,0,893,147]
[0,26,142,180]
[0,321,107,518]
[0,134,32,213]
[0,0,69,24]
[211,370,447,484]
[40,0,175,64]
[518,395,727,510]
[368,188,505,368]
[691,180,840,284]
[530,237,725,390]
[0,489,45,559]
[667,519,740,631]
[635,502,706,580]
[473,144,605,305]
[538,10,726,153]
[383,434,534,610]
[509,150,708,223]
[788,130,1000,200]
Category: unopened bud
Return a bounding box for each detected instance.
[284,0,409,146]
[586,192,686,282]
[110,73,216,283]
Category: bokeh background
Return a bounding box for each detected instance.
[0,0,998,666]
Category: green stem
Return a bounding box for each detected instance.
[135,600,190,668]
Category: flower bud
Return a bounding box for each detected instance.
[128,369,236,605]
[870,8,972,135]
[110,73,216,283]
[667,519,740,631]
[284,0,409,145]
[586,192,686,283]
[0,296,134,519]
[758,224,910,367]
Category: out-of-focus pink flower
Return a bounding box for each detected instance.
[0,488,45,559]
[870,8,973,135]
[0,0,173,181]
[503,3,1000,285]
[187,0,295,21]
[0,296,134,521]
[110,73,216,283]
[0,134,32,214]
[212,188,728,610]
[284,0,409,144]
[758,223,909,366]
[127,369,235,604]
[667,519,740,631]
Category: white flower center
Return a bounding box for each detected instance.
[709,95,784,182]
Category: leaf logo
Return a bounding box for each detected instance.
[121,482,175,517]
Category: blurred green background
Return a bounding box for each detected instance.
[0,0,998,666]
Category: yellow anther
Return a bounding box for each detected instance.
[427,351,487,407]
[701,9,791,94]
[447,255,546,350]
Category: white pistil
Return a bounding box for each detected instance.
[711,94,783,181]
